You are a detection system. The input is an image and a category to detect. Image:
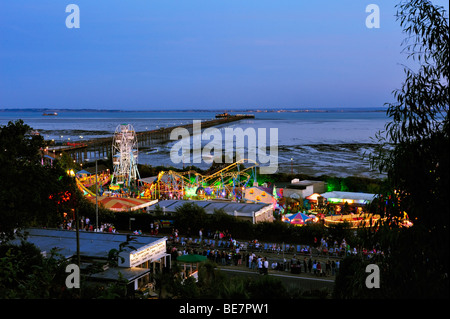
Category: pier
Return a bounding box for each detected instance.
[44,114,254,163]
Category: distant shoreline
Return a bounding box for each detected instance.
[0,107,387,113]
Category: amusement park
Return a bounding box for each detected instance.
[72,123,412,230]
[75,123,260,202]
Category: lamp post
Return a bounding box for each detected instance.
[86,157,108,231]
[95,159,98,231]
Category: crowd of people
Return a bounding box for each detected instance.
[169,243,341,277]
[59,216,117,233]
[167,230,345,278]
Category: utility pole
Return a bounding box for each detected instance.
[96,159,98,231]
[75,207,81,298]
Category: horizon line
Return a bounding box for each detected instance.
[0,106,388,113]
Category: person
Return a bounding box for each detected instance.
[248,253,253,269]
[257,257,263,274]
[150,222,154,235]
[326,260,331,276]
[227,252,232,266]
[291,255,297,266]
[308,258,312,273]
[199,228,203,241]
[221,251,226,265]
[317,261,322,276]
[155,223,159,235]
[312,261,317,275]
[263,258,269,275]
[331,260,336,276]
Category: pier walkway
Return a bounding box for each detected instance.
[44,115,254,163]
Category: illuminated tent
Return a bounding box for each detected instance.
[76,169,91,178]
[289,212,312,225]
[88,196,156,212]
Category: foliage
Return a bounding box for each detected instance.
[326,221,355,247]
[0,120,80,241]
[336,0,449,298]
[219,276,250,299]
[94,276,128,299]
[0,242,76,298]
[246,275,290,299]
[173,202,208,233]
[107,238,137,267]
[322,175,381,193]
[333,255,384,299]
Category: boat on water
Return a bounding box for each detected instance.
[43,112,58,116]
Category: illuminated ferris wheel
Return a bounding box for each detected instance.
[111,124,140,188]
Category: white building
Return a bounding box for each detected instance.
[282,179,326,199]
[10,228,170,295]
[319,191,376,206]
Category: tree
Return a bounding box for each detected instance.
[372,0,449,228]
[337,0,449,298]
[0,120,79,241]
[173,202,207,234]
[0,242,76,298]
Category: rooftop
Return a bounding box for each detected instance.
[148,199,270,215]
[320,191,376,202]
[9,228,166,260]
[88,267,151,283]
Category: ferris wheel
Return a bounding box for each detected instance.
[111,124,140,188]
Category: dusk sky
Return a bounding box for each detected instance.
[1,0,448,110]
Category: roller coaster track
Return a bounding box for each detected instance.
[147,159,259,197]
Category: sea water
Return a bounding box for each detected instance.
[0,109,389,178]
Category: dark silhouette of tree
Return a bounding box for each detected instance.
[0,120,79,241]
[335,0,449,298]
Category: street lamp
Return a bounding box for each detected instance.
[86,156,108,231]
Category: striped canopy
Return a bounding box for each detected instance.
[88,196,154,212]
[289,212,312,225]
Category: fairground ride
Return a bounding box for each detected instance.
[110,124,141,194]
[141,159,259,200]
